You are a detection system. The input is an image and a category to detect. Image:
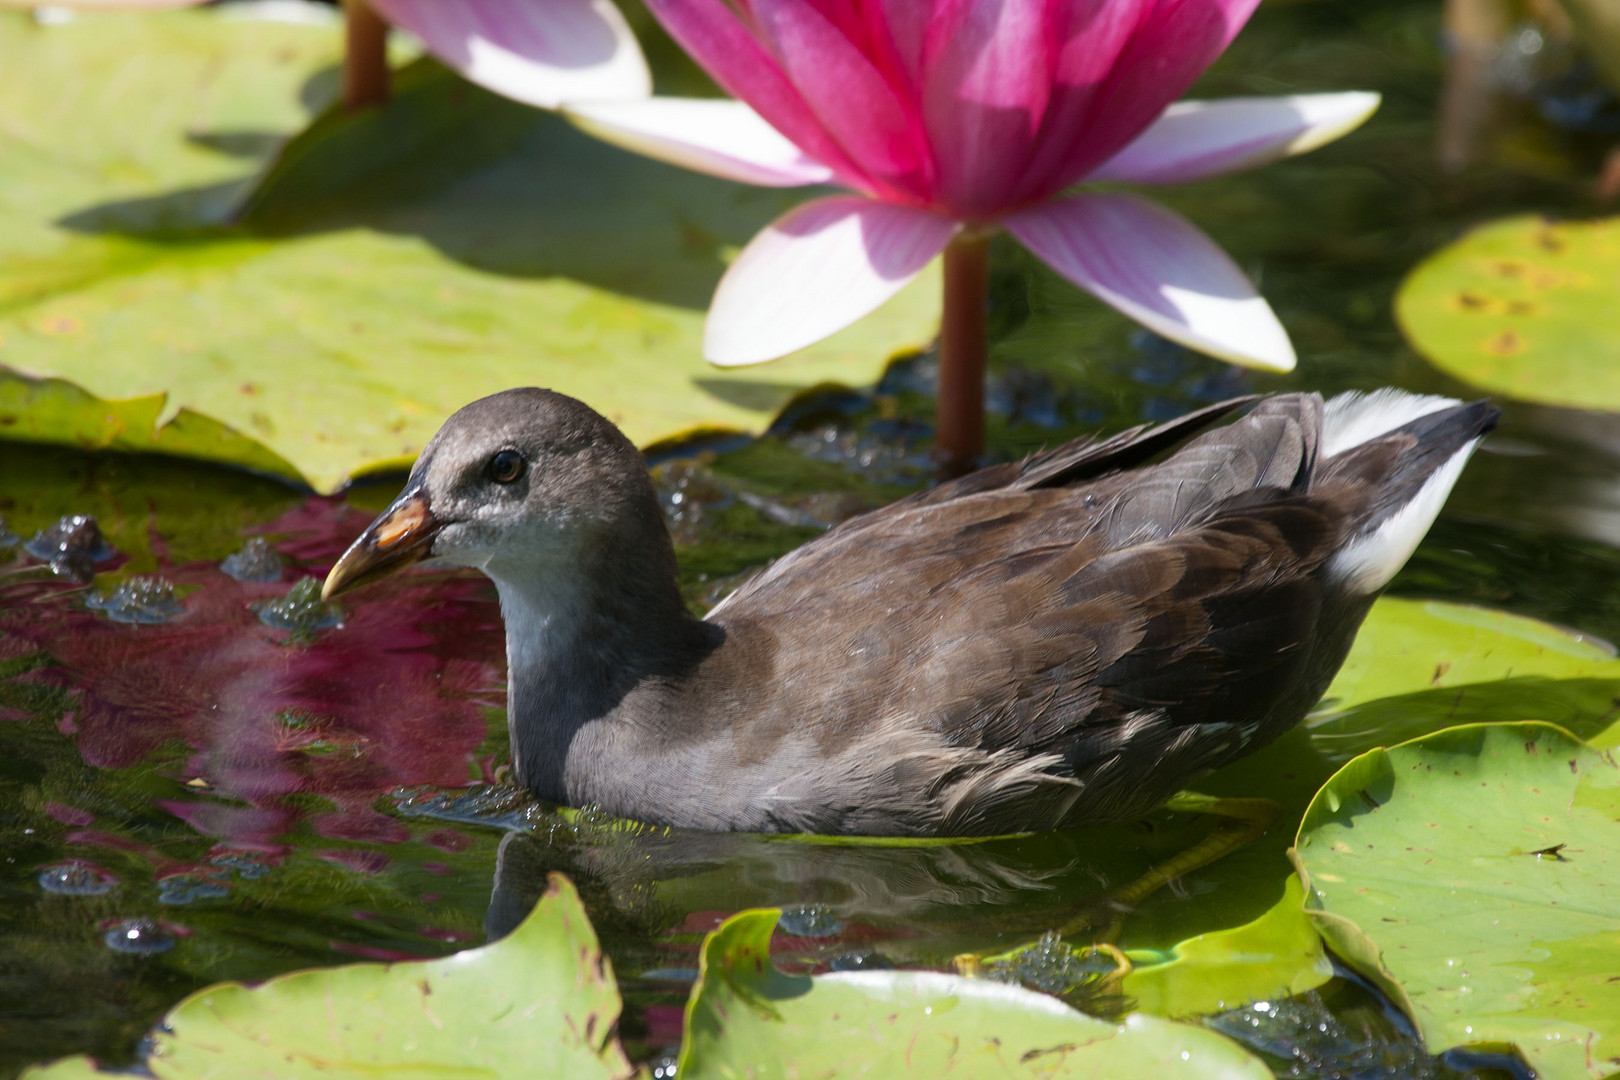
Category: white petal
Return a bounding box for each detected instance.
[705,196,958,366]
[566,97,833,187]
[371,0,651,109]
[6,0,204,7]
[1090,92,1381,185]
[1005,192,1295,372]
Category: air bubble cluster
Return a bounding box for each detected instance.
[221,537,284,583]
[24,515,116,583]
[986,930,1120,995]
[38,861,117,896]
[252,577,343,641]
[157,874,230,905]
[85,575,184,624]
[777,903,842,939]
[103,918,175,956]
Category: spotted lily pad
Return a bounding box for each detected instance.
[1122,598,1620,1017]
[1293,722,1620,1080]
[0,11,939,492]
[679,907,1273,1080]
[20,874,636,1080]
[1396,215,1620,412]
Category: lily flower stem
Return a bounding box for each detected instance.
[936,232,991,475]
[343,0,391,113]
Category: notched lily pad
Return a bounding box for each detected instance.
[22,873,636,1080]
[1293,722,1620,1080]
[1396,215,1620,411]
[0,13,940,492]
[679,907,1273,1079]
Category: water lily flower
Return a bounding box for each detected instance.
[365,0,651,109]
[567,0,1379,464]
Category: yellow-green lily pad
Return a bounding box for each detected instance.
[0,10,939,492]
[21,874,636,1080]
[1294,722,1620,1080]
[1396,215,1620,412]
[1125,598,1620,1016]
[680,907,1273,1080]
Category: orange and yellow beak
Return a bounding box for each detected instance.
[322,486,441,600]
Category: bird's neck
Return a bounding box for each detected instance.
[487,524,710,803]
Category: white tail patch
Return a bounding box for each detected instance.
[1322,389,1461,458]
[1327,437,1480,594]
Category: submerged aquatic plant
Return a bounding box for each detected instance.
[570,0,1379,464]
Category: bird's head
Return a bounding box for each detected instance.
[322,388,657,600]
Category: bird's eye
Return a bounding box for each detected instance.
[488,450,525,484]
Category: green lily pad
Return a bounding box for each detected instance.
[1121,598,1620,1015]
[1396,215,1620,412]
[1124,876,1331,1019]
[1294,722,1620,1080]
[0,11,939,492]
[679,907,1273,1080]
[20,873,636,1080]
[1313,598,1620,750]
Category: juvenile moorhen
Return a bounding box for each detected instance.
[324,388,1495,836]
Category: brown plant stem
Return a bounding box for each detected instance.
[344,0,391,112]
[935,232,991,476]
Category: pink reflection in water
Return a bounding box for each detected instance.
[2,497,504,854]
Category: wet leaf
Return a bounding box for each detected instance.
[0,13,940,492]
[678,907,1273,1080]
[1314,598,1620,750]
[1123,877,1331,1019]
[1294,722,1620,1080]
[20,874,636,1080]
[1124,598,1620,1016]
[1396,215,1620,412]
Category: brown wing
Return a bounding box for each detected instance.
[704,395,1351,829]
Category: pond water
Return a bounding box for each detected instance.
[2,0,1617,1077]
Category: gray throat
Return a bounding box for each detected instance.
[489,554,716,805]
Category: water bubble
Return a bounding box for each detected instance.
[649,1056,678,1080]
[24,515,116,584]
[85,575,184,624]
[38,861,116,896]
[157,874,230,905]
[252,577,343,641]
[777,904,841,939]
[651,460,733,545]
[829,951,894,972]
[104,918,175,955]
[220,537,284,583]
[986,931,1119,995]
[209,852,270,880]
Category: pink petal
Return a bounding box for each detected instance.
[565,97,834,187]
[1017,0,1262,202]
[919,0,1053,216]
[746,0,928,196]
[371,0,651,109]
[1091,92,1381,185]
[1005,192,1294,372]
[705,195,958,366]
[642,0,869,186]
